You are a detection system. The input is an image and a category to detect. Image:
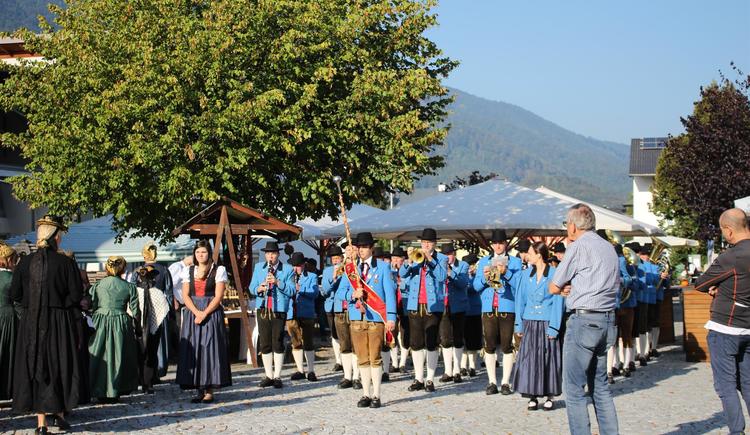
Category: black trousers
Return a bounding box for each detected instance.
[648,300,661,328]
[288,317,316,351]
[439,309,465,348]
[408,305,442,351]
[482,311,515,354]
[257,312,287,354]
[637,302,650,334]
[399,313,410,349]
[333,312,353,353]
[326,312,338,340]
[139,325,163,390]
[463,315,483,351]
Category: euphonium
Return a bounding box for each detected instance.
[410,248,425,264]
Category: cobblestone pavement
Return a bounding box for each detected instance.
[0,328,740,434]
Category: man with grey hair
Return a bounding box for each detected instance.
[695,208,750,435]
[550,203,620,435]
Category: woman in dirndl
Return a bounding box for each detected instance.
[0,242,18,403]
[176,240,232,403]
[512,242,565,411]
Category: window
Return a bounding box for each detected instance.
[639,137,668,150]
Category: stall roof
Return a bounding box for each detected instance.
[295,204,383,241]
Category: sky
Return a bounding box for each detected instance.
[427,1,750,144]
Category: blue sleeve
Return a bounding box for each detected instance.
[514,276,527,334]
[451,262,469,290]
[249,265,262,296]
[301,274,318,300]
[473,258,488,292]
[547,294,565,338]
[619,258,632,290]
[321,268,340,297]
[335,273,352,303]
[277,269,294,297]
[432,254,448,283]
[384,269,397,322]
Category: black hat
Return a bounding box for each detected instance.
[489,229,508,243]
[420,228,438,241]
[551,242,566,253]
[548,256,561,265]
[290,252,306,266]
[327,245,344,257]
[372,246,386,258]
[625,241,641,252]
[596,229,608,240]
[391,246,407,258]
[463,253,479,265]
[341,241,349,249]
[354,232,375,247]
[306,258,317,266]
[440,243,455,255]
[261,241,281,252]
[516,239,531,253]
[639,246,651,255]
[614,244,624,256]
[284,243,295,256]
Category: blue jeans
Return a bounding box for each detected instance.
[707,329,750,434]
[563,312,619,435]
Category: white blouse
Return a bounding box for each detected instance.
[179,264,228,283]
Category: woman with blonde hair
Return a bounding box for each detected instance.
[88,256,140,403]
[0,242,18,402]
[11,215,82,434]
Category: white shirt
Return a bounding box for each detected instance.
[168,260,188,304]
[178,264,228,285]
[705,320,750,336]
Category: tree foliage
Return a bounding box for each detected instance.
[0,0,456,241]
[652,66,750,241]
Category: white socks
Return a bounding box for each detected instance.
[606,347,615,373]
[262,353,273,379]
[371,366,383,398]
[624,346,633,367]
[501,352,514,386]
[638,333,649,357]
[399,345,409,369]
[304,350,315,374]
[460,352,468,370]
[332,338,342,365]
[426,350,439,382]
[612,342,621,367]
[341,353,353,380]
[292,349,304,373]
[352,354,360,380]
[485,352,497,385]
[360,364,372,397]
[442,347,454,377]
[382,351,391,374]
[651,327,660,350]
[412,349,426,382]
[468,351,477,370]
[273,352,284,379]
[453,347,464,376]
[390,347,399,368]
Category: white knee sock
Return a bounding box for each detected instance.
[618,339,625,362]
[624,347,633,367]
[501,352,514,386]
[426,350,439,382]
[412,349,425,382]
[485,352,497,385]
[399,346,409,369]
[332,338,342,365]
[606,347,615,374]
[262,353,273,379]
[341,353,353,380]
[651,327,660,349]
[390,347,399,368]
[453,347,464,375]
[639,333,649,356]
[371,366,383,398]
[292,349,304,373]
[273,352,284,379]
[381,351,391,374]
[352,354,360,379]
[360,364,372,397]
[612,342,620,366]
[304,350,315,374]
[469,351,477,370]
[460,352,468,370]
[442,347,454,377]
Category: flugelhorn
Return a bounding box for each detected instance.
[409,248,425,264]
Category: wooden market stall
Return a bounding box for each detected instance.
[173,197,301,367]
[683,287,712,362]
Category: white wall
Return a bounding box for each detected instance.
[632,176,660,228]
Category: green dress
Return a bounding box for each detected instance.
[0,270,16,400]
[88,276,141,398]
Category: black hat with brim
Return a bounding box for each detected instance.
[354,232,375,247]
[391,246,407,258]
[261,241,281,252]
[327,245,344,257]
[489,229,508,243]
[290,252,306,266]
[420,228,438,241]
[463,253,479,265]
[516,239,531,253]
[440,243,455,255]
[552,242,566,253]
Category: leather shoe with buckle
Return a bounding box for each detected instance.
[500,384,512,395]
[370,397,382,408]
[357,396,372,408]
[408,380,424,391]
[425,381,436,392]
[486,383,499,395]
[439,374,453,383]
[338,379,353,389]
[259,377,274,388]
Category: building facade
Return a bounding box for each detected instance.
[628,137,668,229]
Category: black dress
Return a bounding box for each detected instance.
[11,248,83,413]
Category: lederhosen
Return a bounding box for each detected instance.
[408,264,442,352]
[257,263,287,354]
[439,262,465,349]
[287,271,316,352]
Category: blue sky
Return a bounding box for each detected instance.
[427,1,750,144]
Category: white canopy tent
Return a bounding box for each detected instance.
[654,236,700,248]
[535,186,665,237]
[295,204,383,241]
[321,178,572,241]
[7,215,194,264]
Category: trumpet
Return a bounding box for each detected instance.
[409,248,425,264]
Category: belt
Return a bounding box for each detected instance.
[574,309,614,315]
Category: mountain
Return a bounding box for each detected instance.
[421,89,631,208]
[0,0,63,32]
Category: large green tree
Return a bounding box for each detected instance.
[0,0,456,240]
[652,69,750,242]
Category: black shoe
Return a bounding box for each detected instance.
[190,392,205,403]
[307,372,318,382]
[611,367,621,377]
[398,366,407,374]
[338,378,353,389]
[527,398,538,411]
[389,366,399,373]
[617,362,624,372]
[623,368,632,378]
[259,376,274,388]
[425,381,435,392]
[333,363,343,372]
[35,428,48,435]
[51,415,71,431]
[485,383,499,395]
[453,374,463,383]
[439,374,453,383]
[145,388,155,395]
[460,368,469,377]
[469,368,477,377]
[628,361,637,372]
[500,384,512,395]
[408,380,424,391]
[607,374,615,385]
[201,395,214,404]
[291,371,305,381]
[370,397,382,408]
[381,373,390,382]
[650,348,660,358]
[273,378,283,389]
[639,356,648,367]
[357,396,372,408]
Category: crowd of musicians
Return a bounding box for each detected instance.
[0,212,672,433]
